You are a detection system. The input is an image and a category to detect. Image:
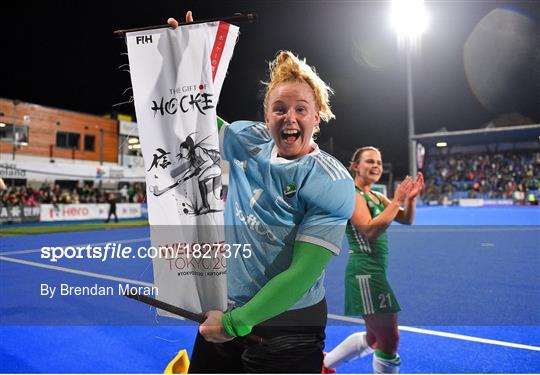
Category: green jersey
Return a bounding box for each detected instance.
[346,188,389,268]
[344,187,400,315]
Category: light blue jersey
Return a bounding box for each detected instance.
[220,120,355,309]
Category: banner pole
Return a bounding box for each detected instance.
[113,13,258,38]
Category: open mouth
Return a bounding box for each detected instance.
[281,129,301,144]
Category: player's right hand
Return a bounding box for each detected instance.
[199,310,234,343]
[167,10,193,28]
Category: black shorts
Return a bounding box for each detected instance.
[189,298,327,373]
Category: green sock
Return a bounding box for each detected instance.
[373,351,400,373]
[375,350,397,360]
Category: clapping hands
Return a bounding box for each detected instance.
[408,172,425,201]
[393,172,425,205]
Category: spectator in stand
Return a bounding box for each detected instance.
[21,191,38,206]
[8,192,20,207]
[71,189,80,204]
[1,191,10,208]
[119,185,129,203]
[59,190,72,204]
[133,191,145,203]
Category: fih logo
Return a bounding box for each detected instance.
[136,35,153,45]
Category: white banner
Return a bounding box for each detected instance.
[482,199,514,206]
[126,21,239,316]
[458,198,484,207]
[40,203,141,221]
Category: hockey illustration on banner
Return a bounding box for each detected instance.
[149,133,222,216]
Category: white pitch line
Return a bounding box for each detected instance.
[0,237,151,256]
[0,255,153,287]
[480,243,495,247]
[2,254,539,353]
[327,313,540,352]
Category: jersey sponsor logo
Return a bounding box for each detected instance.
[234,201,277,242]
[284,182,297,198]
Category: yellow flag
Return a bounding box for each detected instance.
[164,349,190,374]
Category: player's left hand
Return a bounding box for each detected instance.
[199,310,234,343]
[408,172,425,201]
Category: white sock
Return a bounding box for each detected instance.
[324,332,374,368]
[372,352,400,374]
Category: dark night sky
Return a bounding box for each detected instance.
[3,1,539,177]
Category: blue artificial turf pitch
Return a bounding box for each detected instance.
[1,206,539,373]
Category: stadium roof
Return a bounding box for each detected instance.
[411,124,540,147]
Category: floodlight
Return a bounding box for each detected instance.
[391,0,428,44]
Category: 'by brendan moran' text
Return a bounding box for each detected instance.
[40,283,158,299]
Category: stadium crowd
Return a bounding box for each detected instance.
[421,150,540,203]
[0,181,146,208]
[2,150,539,207]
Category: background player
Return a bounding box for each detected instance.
[324,146,424,374]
